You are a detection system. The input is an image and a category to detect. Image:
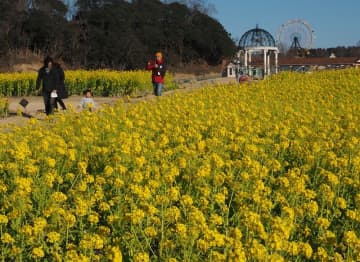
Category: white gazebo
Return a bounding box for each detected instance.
[231,25,279,79]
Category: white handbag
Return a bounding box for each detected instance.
[50,91,58,98]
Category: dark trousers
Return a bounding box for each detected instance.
[43,93,56,115]
[54,98,66,110]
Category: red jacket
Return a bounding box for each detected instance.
[146,59,166,84]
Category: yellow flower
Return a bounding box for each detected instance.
[92,234,104,249]
[303,200,319,217]
[315,247,328,261]
[144,226,157,238]
[63,213,76,228]
[230,227,243,241]
[321,230,337,244]
[268,233,283,251]
[125,208,145,225]
[15,177,33,196]
[197,239,209,251]
[188,208,207,227]
[0,214,8,224]
[1,232,15,244]
[165,206,181,223]
[74,197,89,216]
[135,156,146,167]
[45,171,57,188]
[287,241,300,256]
[10,246,22,257]
[79,234,92,250]
[99,202,111,212]
[68,149,76,161]
[167,186,179,201]
[300,242,313,259]
[249,239,268,260]
[76,180,87,192]
[268,253,285,262]
[210,251,226,261]
[32,247,45,259]
[336,197,347,209]
[133,252,149,262]
[98,226,111,236]
[21,225,33,236]
[195,164,211,180]
[47,231,61,243]
[51,191,68,203]
[316,217,330,230]
[214,192,226,205]
[175,223,187,237]
[209,214,223,226]
[47,157,56,168]
[78,161,88,174]
[104,165,114,177]
[107,246,123,262]
[0,179,7,193]
[33,217,47,235]
[180,195,193,207]
[23,163,39,175]
[214,172,225,186]
[343,231,359,247]
[178,157,187,169]
[88,213,100,225]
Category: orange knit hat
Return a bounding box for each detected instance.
[155,52,163,58]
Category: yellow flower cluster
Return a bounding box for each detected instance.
[0,68,360,260]
[0,69,176,96]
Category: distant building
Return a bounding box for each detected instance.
[226,62,237,78]
[226,56,360,78]
[278,57,360,71]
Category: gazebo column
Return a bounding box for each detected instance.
[244,50,248,73]
[263,50,267,77]
[248,51,252,75]
[238,47,279,77]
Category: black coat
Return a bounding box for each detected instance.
[54,64,68,99]
[36,66,59,94]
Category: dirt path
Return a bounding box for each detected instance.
[1,77,237,128]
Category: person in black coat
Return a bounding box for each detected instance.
[36,56,59,115]
[53,62,68,110]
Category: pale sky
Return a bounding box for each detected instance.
[211,0,360,48]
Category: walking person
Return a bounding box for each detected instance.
[36,56,59,115]
[53,61,68,111]
[146,51,166,96]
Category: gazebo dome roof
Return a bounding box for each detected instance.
[238,25,276,49]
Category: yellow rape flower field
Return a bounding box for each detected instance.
[1,68,360,261]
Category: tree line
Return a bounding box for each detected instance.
[0,0,359,71]
[0,0,236,70]
[309,46,360,58]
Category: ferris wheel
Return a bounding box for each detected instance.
[277,19,315,54]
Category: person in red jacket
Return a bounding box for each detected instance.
[146,51,166,96]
